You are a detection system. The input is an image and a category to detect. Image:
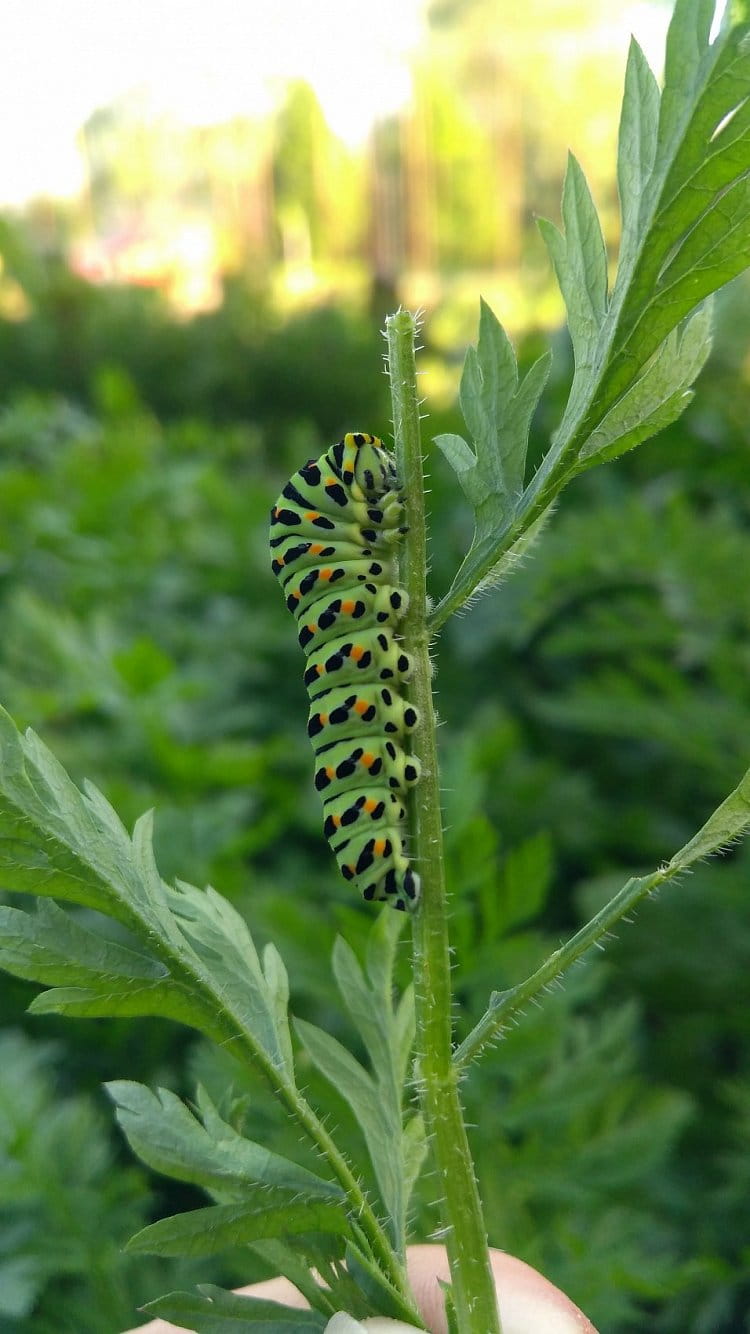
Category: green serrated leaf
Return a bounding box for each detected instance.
[27,982,186,1020]
[295,1020,380,1116]
[332,933,399,1100]
[0,704,310,1131]
[0,899,167,988]
[433,298,551,608]
[143,1284,328,1332]
[106,1081,342,1202]
[659,171,750,291]
[167,879,292,1076]
[0,708,144,921]
[365,905,404,994]
[442,429,477,512]
[262,943,296,1081]
[467,503,556,599]
[332,938,385,1074]
[605,18,750,403]
[127,1198,352,1258]
[249,1241,339,1318]
[668,762,750,868]
[393,986,416,1091]
[430,6,750,629]
[661,30,750,222]
[459,304,521,493]
[0,898,196,1024]
[659,0,716,160]
[556,154,609,373]
[294,1018,403,1243]
[344,1244,427,1328]
[401,1114,427,1217]
[437,300,551,510]
[0,710,402,1288]
[432,432,483,505]
[617,40,660,265]
[576,302,713,467]
[325,917,418,1254]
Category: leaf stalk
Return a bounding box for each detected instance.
[454,760,750,1069]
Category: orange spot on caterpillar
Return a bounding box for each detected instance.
[374,839,387,856]
[360,752,375,768]
[319,568,334,581]
[310,543,325,554]
[332,814,341,828]
[351,645,365,660]
[326,766,335,779]
[364,799,378,812]
[354,699,369,715]
[305,510,320,521]
[342,600,356,614]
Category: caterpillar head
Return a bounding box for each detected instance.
[340,433,398,500]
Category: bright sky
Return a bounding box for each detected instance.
[0,0,726,208]
[1,0,424,205]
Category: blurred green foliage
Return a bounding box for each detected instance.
[0,217,389,433]
[0,264,748,1332]
[0,1029,244,1334]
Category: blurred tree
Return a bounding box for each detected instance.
[423,0,659,249]
[272,81,365,265]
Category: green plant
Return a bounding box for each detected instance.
[0,2,748,1331]
[0,1029,207,1334]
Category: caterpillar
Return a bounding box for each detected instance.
[270,432,420,911]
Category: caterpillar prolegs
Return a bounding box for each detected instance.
[270,432,421,911]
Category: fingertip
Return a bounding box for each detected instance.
[404,1244,598,1334]
[488,1251,598,1334]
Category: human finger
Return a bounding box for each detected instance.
[404,1243,598,1334]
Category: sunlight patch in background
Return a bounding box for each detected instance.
[1,0,424,205]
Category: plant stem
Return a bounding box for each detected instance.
[386,309,503,1334]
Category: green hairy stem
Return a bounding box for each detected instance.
[386,309,503,1334]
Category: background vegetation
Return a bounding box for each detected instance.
[0,262,747,1333]
[0,3,749,1330]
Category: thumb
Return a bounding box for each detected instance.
[403,1244,598,1334]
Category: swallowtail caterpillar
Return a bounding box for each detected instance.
[270,432,420,911]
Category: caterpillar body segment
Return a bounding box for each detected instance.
[322,786,407,842]
[270,432,420,910]
[296,584,408,653]
[308,683,418,745]
[303,627,413,698]
[313,736,420,798]
[337,830,418,913]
